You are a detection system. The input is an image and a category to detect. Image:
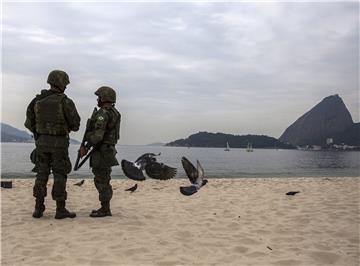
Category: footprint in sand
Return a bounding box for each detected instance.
[29,246,55,257]
[175,231,193,241]
[49,255,67,262]
[251,229,271,235]
[271,259,302,265]
[246,251,267,258]
[156,260,180,266]
[239,237,262,245]
[227,222,240,229]
[89,259,117,265]
[233,246,249,253]
[307,251,340,265]
[124,247,150,256]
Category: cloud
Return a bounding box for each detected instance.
[4,25,66,44]
[2,2,359,144]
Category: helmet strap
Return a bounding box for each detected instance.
[102,102,113,107]
[50,85,65,93]
[97,98,114,107]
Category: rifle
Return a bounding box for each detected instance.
[74,107,97,171]
[74,148,96,171]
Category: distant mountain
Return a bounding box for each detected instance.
[279,94,354,146]
[166,132,295,149]
[1,122,80,144]
[147,142,165,146]
[1,123,33,142]
[332,123,360,146]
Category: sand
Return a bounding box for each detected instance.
[1,177,359,266]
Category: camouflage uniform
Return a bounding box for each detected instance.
[84,86,121,217]
[25,70,80,219]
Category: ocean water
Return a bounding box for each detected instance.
[1,143,359,179]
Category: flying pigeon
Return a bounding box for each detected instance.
[286,191,300,196]
[125,184,138,193]
[180,157,208,196]
[121,153,177,181]
[74,179,85,186]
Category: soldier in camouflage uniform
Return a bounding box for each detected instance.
[79,86,121,217]
[25,70,80,219]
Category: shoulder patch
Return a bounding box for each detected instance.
[97,116,104,121]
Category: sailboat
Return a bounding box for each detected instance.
[224,141,230,151]
[246,142,253,152]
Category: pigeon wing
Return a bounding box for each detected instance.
[125,184,138,192]
[135,153,157,163]
[134,153,158,169]
[180,186,198,196]
[121,160,146,181]
[181,157,197,184]
[74,179,84,186]
[145,162,177,180]
[195,160,205,186]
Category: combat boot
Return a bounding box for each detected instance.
[32,198,45,218]
[55,201,76,219]
[90,201,112,217]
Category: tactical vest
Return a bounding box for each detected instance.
[102,107,121,145]
[34,93,69,135]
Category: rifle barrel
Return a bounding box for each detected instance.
[73,107,97,171]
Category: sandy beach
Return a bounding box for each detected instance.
[1,177,359,266]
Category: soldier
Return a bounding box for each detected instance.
[25,70,80,219]
[79,86,121,217]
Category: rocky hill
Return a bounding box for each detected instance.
[279,95,354,146]
[332,123,360,146]
[166,132,295,149]
[1,123,33,142]
[1,122,80,144]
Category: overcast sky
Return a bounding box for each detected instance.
[2,1,359,144]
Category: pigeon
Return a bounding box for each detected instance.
[180,157,208,196]
[286,191,300,196]
[1,181,12,189]
[74,179,85,186]
[121,153,177,181]
[125,184,138,193]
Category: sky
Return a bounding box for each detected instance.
[1,1,359,145]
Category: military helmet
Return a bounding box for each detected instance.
[95,86,116,103]
[47,70,70,88]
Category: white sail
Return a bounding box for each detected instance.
[224,141,230,151]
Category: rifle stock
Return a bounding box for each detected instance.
[75,148,95,170]
[74,107,97,171]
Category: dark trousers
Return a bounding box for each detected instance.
[33,147,71,201]
[92,167,113,203]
